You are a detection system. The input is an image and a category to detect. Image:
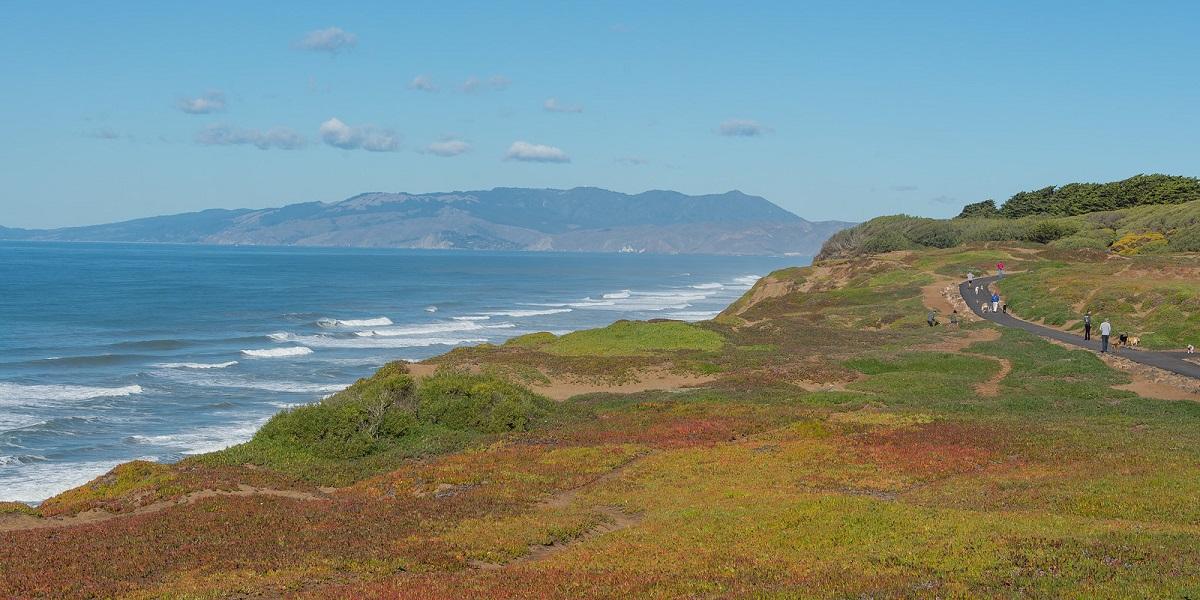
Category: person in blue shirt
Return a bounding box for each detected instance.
[991,292,1000,313]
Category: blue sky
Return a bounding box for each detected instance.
[2,1,1197,228]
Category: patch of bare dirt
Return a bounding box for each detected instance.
[0,485,327,533]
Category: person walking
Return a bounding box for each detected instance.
[991,292,1000,313]
[1100,318,1112,353]
[1083,312,1092,341]
[950,310,960,327]
[927,309,938,327]
[967,272,975,287]
[997,261,1006,279]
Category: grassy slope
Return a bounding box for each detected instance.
[4,247,1200,598]
[818,199,1200,261]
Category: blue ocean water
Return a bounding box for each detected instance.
[0,242,805,502]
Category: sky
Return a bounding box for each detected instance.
[1,0,1198,228]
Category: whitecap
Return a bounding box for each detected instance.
[691,283,724,290]
[154,361,238,370]
[603,290,632,299]
[357,321,485,337]
[266,333,486,349]
[241,347,313,358]
[317,316,394,328]
[452,315,491,321]
[425,306,438,313]
[479,308,573,318]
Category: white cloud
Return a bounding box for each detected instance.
[296,27,358,53]
[408,75,438,92]
[718,119,771,137]
[543,97,583,113]
[424,137,470,157]
[504,141,570,163]
[318,117,399,152]
[195,124,305,150]
[176,91,227,114]
[461,75,511,93]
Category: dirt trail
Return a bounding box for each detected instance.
[975,357,1013,397]
[0,485,327,533]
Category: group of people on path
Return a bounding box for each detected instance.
[1082,312,1116,353]
[966,264,1125,353]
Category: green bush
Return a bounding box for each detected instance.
[255,362,418,459]
[416,371,551,433]
[246,363,551,463]
[908,221,961,248]
[1023,221,1076,244]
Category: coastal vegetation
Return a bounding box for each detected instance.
[4,244,1200,597]
[818,175,1200,260]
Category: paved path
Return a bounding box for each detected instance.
[960,276,1200,379]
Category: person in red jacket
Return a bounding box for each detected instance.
[996,261,1005,279]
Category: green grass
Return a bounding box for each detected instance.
[522,320,725,356]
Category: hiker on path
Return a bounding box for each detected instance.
[991,292,1001,313]
[967,272,975,286]
[1083,312,1092,341]
[927,309,939,327]
[997,261,1006,279]
[950,310,960,327]
[1100,318,1112,353]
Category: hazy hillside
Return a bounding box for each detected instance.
[1,187,852,256]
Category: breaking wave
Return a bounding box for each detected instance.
[241,347,313,358]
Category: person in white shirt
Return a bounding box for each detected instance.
[967,272,974,286]
[1100,319,1112,353]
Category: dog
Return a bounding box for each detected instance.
[1187,344,1194,355]
[1127,336,1140,348]
[1114,333,1129,353]
[981,302,989,313]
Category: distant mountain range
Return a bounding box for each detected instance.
[0,187,852,255]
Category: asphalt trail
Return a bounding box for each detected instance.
[960,276,1200,380]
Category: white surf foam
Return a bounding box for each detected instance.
[667,310,722,321]
[317,316,394,328]
[152,370,348,394]
[0,382,143,405]
[154,361,239,370]
[479,308,573,318]
[268,332,486,349]
[691,282,725,290]
[732,275,761,287]
[241,347,313,358]
[452,315,491,321]
[356,321,485,337]
[0,459,119,504]
[127,419,265,456]
[603,290,632,299]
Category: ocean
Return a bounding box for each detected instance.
[0,241,805,503]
